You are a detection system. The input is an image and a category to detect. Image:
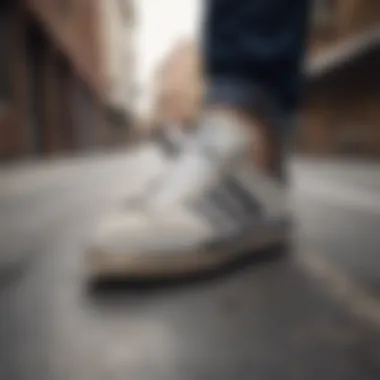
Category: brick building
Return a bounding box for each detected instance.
[151,39,202,130]
[301,43,380,156]
[0,0,135,159]
[301,0,380,155]
[150,0,380,157]
[310,0,380,53]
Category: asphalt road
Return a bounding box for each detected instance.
[1,150,380,380]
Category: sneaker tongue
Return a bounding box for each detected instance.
[146,148,219,208]
[146,116,253,208]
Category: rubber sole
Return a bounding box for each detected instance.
[85,223,290,280]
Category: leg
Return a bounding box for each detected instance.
[204,0,309,121]
[87,1,311,278]
[203,0,309,177]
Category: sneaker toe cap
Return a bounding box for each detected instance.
[88,208,210,258]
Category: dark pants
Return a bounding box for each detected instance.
[204,0,310,131]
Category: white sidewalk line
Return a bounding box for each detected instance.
[293,179,380,214]
[300,249,380,330]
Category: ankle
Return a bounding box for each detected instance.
[205,106,283,177]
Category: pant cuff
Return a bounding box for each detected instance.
[204,78,289,135]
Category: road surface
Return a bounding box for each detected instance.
[1,150,380,380]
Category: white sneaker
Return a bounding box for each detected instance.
[124,123,191,206]
[86,116,290,278]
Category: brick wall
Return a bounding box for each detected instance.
[99,0,135,115]
[300,47,380,156]
[150,39,202,129]
[310,0,380,54]
[0,1,29,158]
[27,0,105,97]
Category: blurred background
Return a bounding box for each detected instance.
[0,0,379,158]
[1,2,380,379]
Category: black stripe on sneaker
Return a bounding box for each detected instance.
[189,175,265,233]
[190,195,238,234]
[206,184,252,228]
[223,176,264,218]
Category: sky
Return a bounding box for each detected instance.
[134,0,201,114]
